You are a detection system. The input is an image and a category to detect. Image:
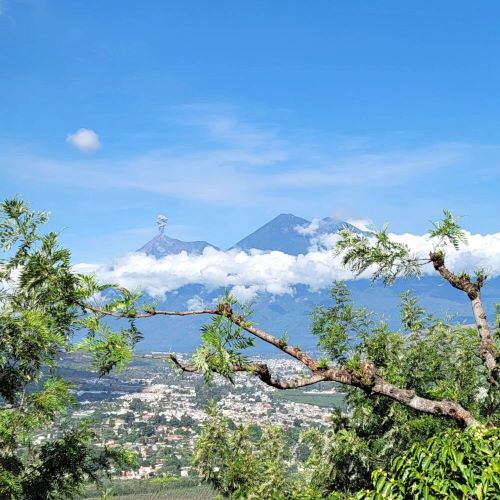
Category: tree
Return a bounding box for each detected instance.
[192,403,289,499]
[335,210,498,386]
[0,199,136,498]
[190,407,500,499]
[190,287,498,496]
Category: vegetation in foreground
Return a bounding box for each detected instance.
[0,198,498,498]
[193,407,499,499]
[83,478,214,499]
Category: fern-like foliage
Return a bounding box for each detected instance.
[428,209,468,250]
[192,296,254,382]
[335,226,422,285]
[311,282,372,364]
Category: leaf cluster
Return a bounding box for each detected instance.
[357,426,499,499]
[311,282,371,364]
[428,210,468,250]
[192,403,288,499]
[0,426,137,499]
[191,296,255,383]
[335,210,471,286]
[335,227,421,285]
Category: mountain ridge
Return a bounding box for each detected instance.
[138,213,364,258]
[137,234,219,258]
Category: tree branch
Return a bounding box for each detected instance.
[430,251,499,385]
[164,354,326,389]
[79,301,317,370]
[429,251,478,298]
[84,302,479,427]
[215,303,318,370]
[79,302,217,318]
[161,354,479,427]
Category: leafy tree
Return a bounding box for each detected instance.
[192,409,499,499]
[0,199,137,498]
[189,283,498,497]
[192,403,289,499]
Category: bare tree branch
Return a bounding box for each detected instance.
[83,302,479,426]
[215,303,318,370]
[430,251,499,385]
[80,302,217,318]
[139,352,478,427]
[161,353,198,372]
[163,354,326,389]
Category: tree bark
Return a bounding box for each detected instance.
[471,296,499,384]
[430,251,499,385]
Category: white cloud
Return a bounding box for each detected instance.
[36,142,463,195]
[230,285,264,303]
[66,128,101,152]
[295,218,321,236]
[12,142,474,217]
[177,104,286,151]
[390,232,500,278]
[73,246,351,299]
[73,231,500,301]
[307,233,338,251]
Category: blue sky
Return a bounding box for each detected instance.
[1,1,499,262]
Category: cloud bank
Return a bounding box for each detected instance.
[74,231,500,302]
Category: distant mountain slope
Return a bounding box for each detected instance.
[232,214,311,254]
[317,217,362,236]
[137,234,218,258]
[137,213,364,258]
[232,213,364,255]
